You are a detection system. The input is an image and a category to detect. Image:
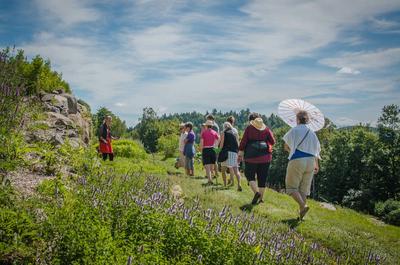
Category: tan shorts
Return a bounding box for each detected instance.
[285,157,315,196]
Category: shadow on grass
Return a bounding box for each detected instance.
[211,186,230,191]
[192,176,206,180]
[240,204,254,212]
[281,218,300,228]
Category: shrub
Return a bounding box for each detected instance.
[112,139,147,160]
[158,134,178,159]
[375,199,400,226]
[0,186,42,264]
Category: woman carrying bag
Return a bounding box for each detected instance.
[238,114,275,205]
[219,122,242,191]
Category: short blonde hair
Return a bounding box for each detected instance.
[223,122,233,130]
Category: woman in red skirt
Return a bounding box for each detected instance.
[99,116,115,161]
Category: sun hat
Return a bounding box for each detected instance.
[205,120,214,127]
[250,117,266,131]
[179,123,185,128]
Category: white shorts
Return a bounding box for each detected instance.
[222,151,238,168]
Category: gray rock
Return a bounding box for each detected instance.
[63,94,78,114]
[47,112,74,129]
[51,133,65,146]
[42,94,69,115]
[43,102,60,113]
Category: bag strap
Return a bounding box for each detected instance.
[295,129,310,150]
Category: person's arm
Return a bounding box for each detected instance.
[215,131,220,146]
[219,132,225,148]
[284,143,290,153]
[282,129,292,153]
[99,125,107,143]
[238,127,249,161]
[314,157,319,174]
[238,127,249,151]
[268,129,276,146]
[200,138,204,151]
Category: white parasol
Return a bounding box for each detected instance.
[278,99,325,131]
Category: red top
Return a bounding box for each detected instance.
[239,125,275,163]
[201,128,219,148]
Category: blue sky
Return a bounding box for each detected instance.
[1,0,400,126]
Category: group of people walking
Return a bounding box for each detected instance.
[99,110,321,220]
[178,111,321,220]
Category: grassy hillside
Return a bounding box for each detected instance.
[2,139,399,264]
[108,153,400,264]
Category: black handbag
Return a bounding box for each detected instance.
[218,148,229,162]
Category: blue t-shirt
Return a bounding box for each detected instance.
[290,149,314,160]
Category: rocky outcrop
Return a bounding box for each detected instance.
[25,89,92,147]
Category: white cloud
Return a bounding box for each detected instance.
[320,48,400,71]
[22,32,137,102]
[370,18,400,30]
[15,0,400,126]
[337,67,361,75]
[115,102,126,107]
[122,24,201,63]
[308,97,357,105]
[34,0,100,27]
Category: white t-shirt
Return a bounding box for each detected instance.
[179,132,188,152]
[283,124,321,160]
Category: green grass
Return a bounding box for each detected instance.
[107,155,400,264]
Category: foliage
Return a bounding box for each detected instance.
[375,199,400,226]
[111,139,148,160]
[0,47,70,96]
[0,186,42,265]
[135,107,180,153]
[158,134,179,159]
[160,109,287,139]
[0,48,29,132]
[93,107,127,138]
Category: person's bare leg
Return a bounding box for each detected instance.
[214,163,219,177]
[205,165,213,183]
[221,166,227,186]
[233,167,241,189]
[291,191,306,212]
[249,181,258,194]
[299,192,310,219]
[301,193,307,206]
[228,168,235,185]
[259,187,265,201]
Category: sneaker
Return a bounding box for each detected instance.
[251,192,261,205]
[237,186,242,192]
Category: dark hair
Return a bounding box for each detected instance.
[206,114,215,121]
[227,116,235,125]
[248,112,260,121]
[184,122,193,130]
[296,111,309,124]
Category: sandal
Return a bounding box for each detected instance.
[300,206,310,220]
